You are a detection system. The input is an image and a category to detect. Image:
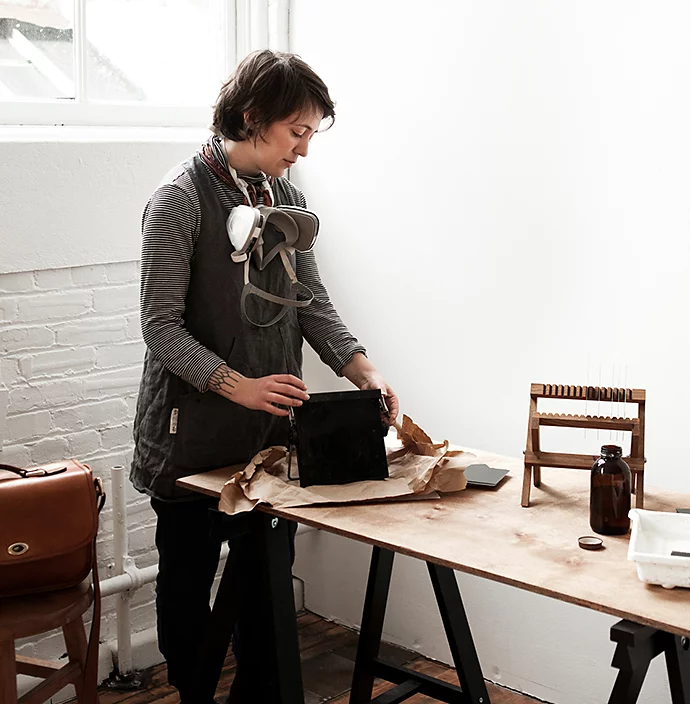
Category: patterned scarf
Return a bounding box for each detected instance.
[200,136,273,207]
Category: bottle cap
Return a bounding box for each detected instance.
[578,536,604,551]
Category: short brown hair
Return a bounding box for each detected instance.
[212,50,335,141]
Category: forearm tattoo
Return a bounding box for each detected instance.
[208,365,244,398]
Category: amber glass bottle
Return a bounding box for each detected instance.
[590,444,632,535]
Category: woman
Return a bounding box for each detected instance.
[130,50,398,703]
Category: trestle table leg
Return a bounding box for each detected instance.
[427,562,490,704]
[350,548,490,703]
[350,546,395,704]
[665,633,690,704]
[258,513,304,703]
[196,511,303,704]
[608,620,690,704]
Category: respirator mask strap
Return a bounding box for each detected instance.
[240,257,314,328]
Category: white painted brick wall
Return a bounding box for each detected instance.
[0,297,18,323]
[0,325,54,352]
[52,398,130,431]
[92,284,139,315]
[0,261,162,672]
[0,388,7,453]
[70,265,110,287]
[6,410,53,443]
[0,272,34,293]
[57,318,130,347]
[15,290,93,322]
[19,346,97,378]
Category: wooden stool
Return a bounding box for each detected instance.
[0,580,98,704]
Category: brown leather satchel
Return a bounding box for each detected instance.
[0,459,104,597]
[0,458,105,703]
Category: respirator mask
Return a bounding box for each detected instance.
[227,204,319,327]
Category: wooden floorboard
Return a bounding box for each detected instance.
[93,611,547,704]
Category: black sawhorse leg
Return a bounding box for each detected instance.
[194,510,304,704]
[608,620,690,704]
[350,546,490,704]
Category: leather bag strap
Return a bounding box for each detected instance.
[84,475,105,701]
[0,463,67,478]
[83,546,101,704]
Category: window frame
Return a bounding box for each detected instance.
[0,0,289,128]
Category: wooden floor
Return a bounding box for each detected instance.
[95,610,546,704]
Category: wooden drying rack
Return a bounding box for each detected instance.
[522,383,646,508]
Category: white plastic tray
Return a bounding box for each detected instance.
[628,509,690,589]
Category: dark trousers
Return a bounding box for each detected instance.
[151,497,297,703]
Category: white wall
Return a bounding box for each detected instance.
[0,132,203,698]
[0,130,204,274]
[0,260,152,700]
[291,2,690,703]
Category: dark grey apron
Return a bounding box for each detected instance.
[131,155,304,499]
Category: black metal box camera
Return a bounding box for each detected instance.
[292,389,389,488]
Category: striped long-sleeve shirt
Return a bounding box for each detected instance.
[140,140,366,391]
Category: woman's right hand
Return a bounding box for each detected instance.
[208,365,309,416]
[233,374,310,416]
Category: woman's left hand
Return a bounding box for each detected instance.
[341,353,399,426]
[359,373,399,426]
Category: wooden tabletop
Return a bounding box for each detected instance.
[178,449,690,637]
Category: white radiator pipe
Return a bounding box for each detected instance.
[111,465,133,676]
[100,562,158,598]
[101,465,314,675]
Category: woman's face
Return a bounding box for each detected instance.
[248,107,323,177]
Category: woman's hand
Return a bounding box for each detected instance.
[359,373,399,426]
[340,353,399,426]
[208,365,309,417]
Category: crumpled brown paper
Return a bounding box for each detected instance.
[219,415,475,515]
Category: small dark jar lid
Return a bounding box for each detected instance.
[578,536,604,551]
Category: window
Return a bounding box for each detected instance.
[0,0,285,127]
